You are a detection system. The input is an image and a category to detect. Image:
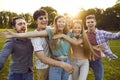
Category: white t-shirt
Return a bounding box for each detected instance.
[31,29,50,69]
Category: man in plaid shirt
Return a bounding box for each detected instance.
[85,14,119,80]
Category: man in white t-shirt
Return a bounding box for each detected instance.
[30,9,50,80]
[31,9,73,80]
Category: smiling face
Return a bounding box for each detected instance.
[86,18,96,32]
[72,22,82,36]
[56,17,66,32]
[85,15,96,32]
[33,10,48,30]
[36,15,48,30]
[13,19,27,33]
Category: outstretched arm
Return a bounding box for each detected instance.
[0,30,48,38]
[52,34,82,45]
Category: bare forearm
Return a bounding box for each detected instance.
[36,53,63,68]
[62,34,82,45]
[14,30,48,38]
[36,51,73,73]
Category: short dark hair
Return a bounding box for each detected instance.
[11,16,24,26]
[33,9,48,21]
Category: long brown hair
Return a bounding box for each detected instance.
[50,15,69,51]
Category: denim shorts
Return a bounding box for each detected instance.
[49,58,70,80]
[8,70,33,80]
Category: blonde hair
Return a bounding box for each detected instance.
[72,19,95,60]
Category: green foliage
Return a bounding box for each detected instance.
[1,3,120,30]
[87,40,120,80]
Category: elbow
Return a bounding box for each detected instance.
[39,56,48,64]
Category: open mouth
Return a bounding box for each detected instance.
[21,28,26,32]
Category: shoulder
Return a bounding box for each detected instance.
[95,29,106,33]
[5,38,15,43]
[3,38,15,47]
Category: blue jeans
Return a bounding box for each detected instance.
[89,59,104,80]
[49,58,70,80]
[8,70,33,80]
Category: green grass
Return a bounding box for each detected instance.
[87,40,120,80]
[0,29,120,80]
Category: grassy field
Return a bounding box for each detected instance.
[0,29,120,80]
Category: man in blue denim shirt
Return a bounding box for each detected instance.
[0,16,33,80]
[85,15,119,80]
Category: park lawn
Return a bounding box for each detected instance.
[0,29,120,80]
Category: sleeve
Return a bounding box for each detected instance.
[103,30,120,40]
[31,37,44,52]
[45,27,53,40]
[0,39,13,69]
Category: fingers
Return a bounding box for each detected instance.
[107,54,118,61]
[52,36,56,39]
[68,69,73,74]
[112,54,118,59]
[0,32,6,38]
[6,29,14,34]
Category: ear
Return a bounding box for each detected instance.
[35,20,38,24]
[12,26,16,30]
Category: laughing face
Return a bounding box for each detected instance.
[72,22,82,36]
[13,19,27,33]
[56,17,66,32]
[86,18,96,32]
[36,15,48,30]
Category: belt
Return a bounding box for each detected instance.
[57,55,68,58]
[51,55,68,61]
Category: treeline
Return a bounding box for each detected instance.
[0,2,120,30]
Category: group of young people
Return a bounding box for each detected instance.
[0,9,119,80]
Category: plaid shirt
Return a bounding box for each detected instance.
[93,29,120,56]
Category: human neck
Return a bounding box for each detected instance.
[57,30,63,34]
[88,28,95,33]
[37,27,45,31]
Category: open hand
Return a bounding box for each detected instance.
[93,45,105,51]
[52,34,64,39]
[60,62,73,74]
[0,30,16,39]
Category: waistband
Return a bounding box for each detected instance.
[57,55,68,58]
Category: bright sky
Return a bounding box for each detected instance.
[0,0,117,16]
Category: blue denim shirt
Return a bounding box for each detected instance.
[0,38,33,73]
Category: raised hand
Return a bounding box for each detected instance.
[93,45,105,51]
[0,30,16,39]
